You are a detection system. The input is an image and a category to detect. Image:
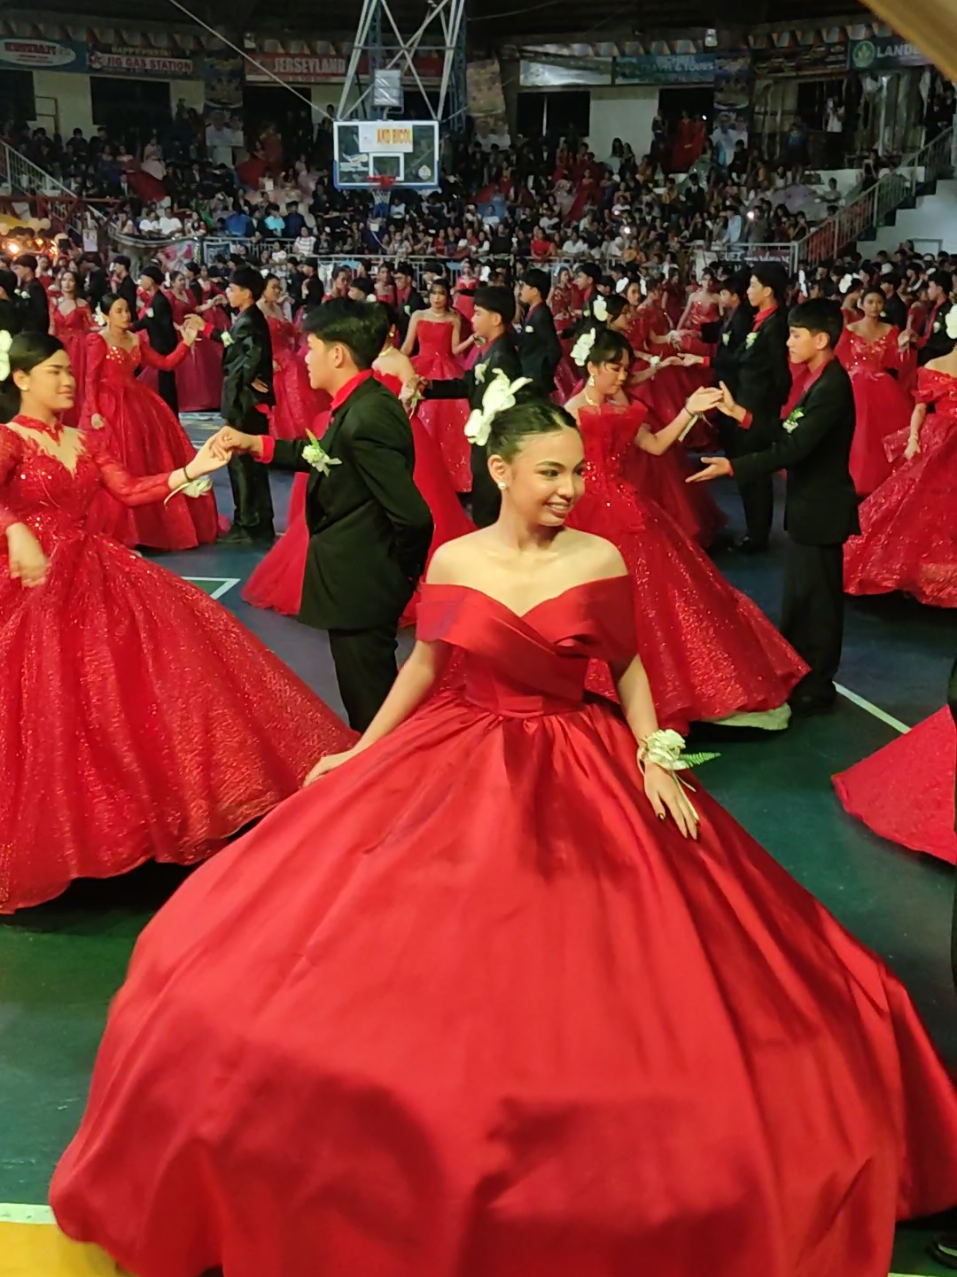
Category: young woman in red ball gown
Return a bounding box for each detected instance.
[835,287,913,495]
[50,269,95,427]
[0,333,354,913]
[258,274,330,440]
[82,294,220,551]
[566,329,807,732]
[166,269,224,413]
[243,304,472,622]
[50,399,957,1277]
[844,337,957,607]
[404,278,472,490]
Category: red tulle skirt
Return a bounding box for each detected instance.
[270,348,329,441]
[83,381,220,551]
[175,338,224,413]
[847,369,913,496]
[0,528,354,912]
[844,416,957,606]
[414,350,472,491]
[51,683,957,1277]
[834,709,957,863]
[59,326,89,428]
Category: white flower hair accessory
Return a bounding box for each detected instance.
[0,330,11,382]
[464,370,532,448]
[571,328,597,367]
[946,309,957,341]
[592,296,608,322]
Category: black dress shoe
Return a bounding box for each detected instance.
[218,525,255,546]
[788,692,837,719]
[930,1235,957,1269]
[735,536,770,554]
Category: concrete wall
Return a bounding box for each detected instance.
[588,86,658,162]
[170,79,204,115]
[31,71,94,137]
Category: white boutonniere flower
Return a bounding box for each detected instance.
[221,331,234,347]
[571,328,597,367]
[722,332,731,346]
[475,361,487,383]
[783,407,804,433]
[592,296,608,322]
[302,429,342,476]
[745,331,758,349]
[946,310,957,340]
[0,330,11,381]
[933,321,942,333]
[146,307,154,318]
[464,371,532,447]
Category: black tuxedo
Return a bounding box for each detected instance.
[0,297,23,339]
[725,307,792,546]
[919,301,954,366]
[17,279,49,335]
[733,358,858,706]
[113,274,138,316]
[267,377,433,729]
[134,289,179,414]
[395,286,426,342]
[425,332,524,526]
[517,303,562,396]
[215,305,276,539]
[881,291,907,331]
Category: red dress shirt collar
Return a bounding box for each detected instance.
[802,354,833,392]
[330,369,374,412]
[751,304,778,331]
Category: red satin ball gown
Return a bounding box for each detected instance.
[844,366,957,607]
[82,332,220,551]
[50,574,957,1277]
[569,401,807,730]
[835,325,912,495]
[413,318,471,491]
[52,300,96,427]
[242,372,473,621]
[169,291,224,413]
[645,296,717,449]
[0,417,354,913]
[266,314,329,440]
[833,710,957,863]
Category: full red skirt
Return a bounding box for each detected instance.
[414,348,471,491]
[847,369,912,496]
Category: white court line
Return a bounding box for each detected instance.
[183,576,240,601]
[835,683,911,735]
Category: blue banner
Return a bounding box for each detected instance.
[614,53,714,85]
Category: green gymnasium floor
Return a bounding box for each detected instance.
[1,459,956,1275]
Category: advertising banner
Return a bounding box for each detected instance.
[848,35,930,70]
[87,42,199,78]
[0,36,87,70]
[614,52,715,84]
[245,49,445,84]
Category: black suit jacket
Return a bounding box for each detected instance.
[732,308,792,428]
[17,280,49,335]
[424,332,523,410]
[395,287,426,342]
[0,297,23,339]
[134,289,177,355]
[710,303,753,396]
[114,274,138,316]
[215,305,275,423]
[919,301,954,366]
[732,358,860,546]
[517,303,562,395]
[881,291,907,330]
[268,377,433,630]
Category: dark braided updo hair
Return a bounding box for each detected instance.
[486,398,578,462]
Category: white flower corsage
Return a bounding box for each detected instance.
[164,475,212,504]
[302,429,342,476]
[745,331,758,349]
[782,407,804,433]
[637,729,718,819]
[592,296,608,322]
[221,331,234,347]
[475,362,487,384]
[571,328,597,367]
[0,330,11,381]
[464,370,532,447]
[721,331,730,346]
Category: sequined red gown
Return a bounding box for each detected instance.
[569,402,807,730]
[52,301,96,427]
[266,314,329,440]
[835,326,912,495]
[51,575,957,1277]
[168,291,223,412]
[81,333,220,551]
[0,417,354,913]
[242,372,472,622]
[844,367,957,607]
[413,319,471,491]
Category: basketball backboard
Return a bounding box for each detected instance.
[333,120,440,191]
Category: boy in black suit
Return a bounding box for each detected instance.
[518,268,562,397]
[212,300,433,731]
[11,254,49,335]
[690,299,858,717]
[135,265,179,414]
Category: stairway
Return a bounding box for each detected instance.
[861,178,957,256]
[0,140,103,242]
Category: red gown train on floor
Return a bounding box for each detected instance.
[81,333,220,551]
[844,366,957,607]
[51,576,957,1277]
[835,326,912,496]
[413,319,471,491]
[0,418,354,913]
[569,401,806,730]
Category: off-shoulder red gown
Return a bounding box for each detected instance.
[51,576,957,1277]
[413,319,471,491]
[0,417,354,912]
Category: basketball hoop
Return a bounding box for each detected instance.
[372,175,397,195]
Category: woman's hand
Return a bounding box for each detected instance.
[686,386,724,415]
[182,325,199,348]
[6,523,50,589]
[303,748,357,786]
[189,437,231,477]
[904,433,921,461]
[643,762,699,839]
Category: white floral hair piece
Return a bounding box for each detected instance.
[571,328,597,367]
[0,330,11,382]
[592,296,608,322]
[464,370,533,448]
[946,309,957,341]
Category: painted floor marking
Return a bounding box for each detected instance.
[182,576,240,601]
[835,683,912,735]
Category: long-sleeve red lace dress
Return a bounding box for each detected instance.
[51,300,96,427]
[835,324,913,495]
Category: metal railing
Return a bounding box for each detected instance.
[796,125,954,266]
[0,141,107,244]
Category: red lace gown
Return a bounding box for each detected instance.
[833,710,957,863]
[81,333,220,551]
[266,314,330,440]
[52,301,96,427]
[169,291,224,413]
[50,574,957,1277]
[412,319,471,491]
[643,296,717,449]
[569,402,807,731]
[835,326,913,495]
[0,417,354,913]
[242,371,473,622]
[844,367,957,607]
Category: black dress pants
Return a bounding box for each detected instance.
[729,416,776,545]
[471,444,500,528]
[780,540,845,704]
[328,622,401,732]
[156,369,179,418]
[227,407,275,537]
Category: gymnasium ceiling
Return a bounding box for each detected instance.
[21,0,870,45]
